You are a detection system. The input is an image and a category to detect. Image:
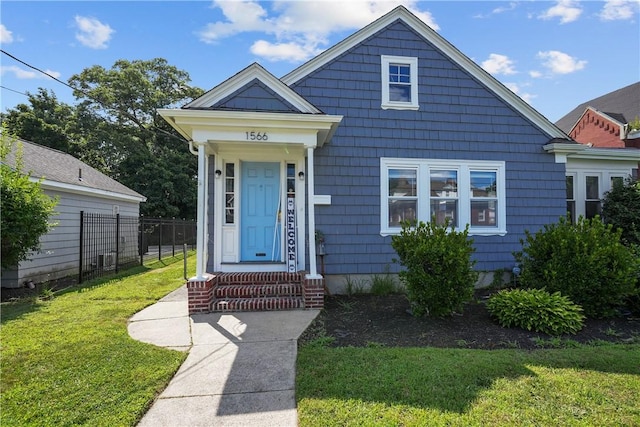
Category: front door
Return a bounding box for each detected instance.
[241,162,281,261]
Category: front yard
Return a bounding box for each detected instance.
[2,255,639,426]
[296,344,640,426]
[1,256,191,426]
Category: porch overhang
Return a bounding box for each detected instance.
[544,142,640,163]
[157,109,343,149]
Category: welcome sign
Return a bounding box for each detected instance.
[286,196,296,273]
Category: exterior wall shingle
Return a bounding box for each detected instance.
[289,21,566,273]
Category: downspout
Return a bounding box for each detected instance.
[306,146,319,278]
[188,140,198,155]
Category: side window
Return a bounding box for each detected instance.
[224,163,235,224]
[566,175,575,223]
[585,175,601,219]
[381,55,419,110]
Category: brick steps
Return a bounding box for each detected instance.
[215,283,302,299]
[187,271,325,314]
[211,272,305,312]
[212,296,305,312]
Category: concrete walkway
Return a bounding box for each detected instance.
[128,286,319,427]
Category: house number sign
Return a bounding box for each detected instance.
[245,131,269,141]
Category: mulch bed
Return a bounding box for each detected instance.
[300,290,640,350]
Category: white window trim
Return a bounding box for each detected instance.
[381,55,419,110]
[380,158,507,236]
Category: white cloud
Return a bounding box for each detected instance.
[537,50,587,74]
[599,0,640,21]
[251,40,322,62]
[1,24,14,44]
[529,70,543,78]
[74,16,114,49]
[198,1,439,62]
[539,0,582,24]
[474,2,517,19]
[504,82,536,104]
[0,65,61,80]
[481,54,517,75]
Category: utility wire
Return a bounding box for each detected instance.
[1,85,28,97]
[0,49,190,144]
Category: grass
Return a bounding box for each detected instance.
[1,254,194,427]
[297,344,640,426]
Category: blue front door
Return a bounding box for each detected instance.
[241,162,281,261]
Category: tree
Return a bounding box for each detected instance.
[1,131,58,269]
[2,59,203,219]
[0,89,79,155]
[68,58,203,219]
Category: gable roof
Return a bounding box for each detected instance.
[281,5,569,140]
[5,138,146,203]
[555,81,640,133]
[183,63,322,113]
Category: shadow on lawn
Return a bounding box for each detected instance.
[297,345,640,414]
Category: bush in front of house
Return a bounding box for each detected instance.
[602,176,640,247]
[514,216,638,318]
[391,219,478,317]
[486,288,585,336]
[602,178,640,315]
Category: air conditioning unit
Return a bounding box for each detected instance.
[98,253,116,271]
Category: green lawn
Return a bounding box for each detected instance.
[297,344,640,426]
[1,255,193,427]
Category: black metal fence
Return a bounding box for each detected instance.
[79,212,196,283]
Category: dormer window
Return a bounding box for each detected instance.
[381,55,419,110]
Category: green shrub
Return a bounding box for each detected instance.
[514,216,638,318]
[602,177,640,246]
[486,288,585,336]
[391,219,478,317]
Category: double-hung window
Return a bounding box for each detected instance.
[381,158,506,236]
[381,55,419,110]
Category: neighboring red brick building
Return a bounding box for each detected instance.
[556,82,640,148]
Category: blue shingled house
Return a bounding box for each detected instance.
[159,6,640,313]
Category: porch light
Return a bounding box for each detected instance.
[298,171,305,180]
[215,169,222,178]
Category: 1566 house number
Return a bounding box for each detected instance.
[245,131,269,141]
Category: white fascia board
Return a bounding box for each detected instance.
[569,147,640,162]
[35,178,147,203]
[157,109,194,142]
[282,6,567,140]
[158,109,343,147]
[543,142,587,163]
[183,63,321,114]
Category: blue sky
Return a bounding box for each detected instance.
[1,1,638,122]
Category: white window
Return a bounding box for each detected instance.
[566,174,576,222]
[381,158,506,236]
[381,55,419,110]
[565,171,631,222]
[224,163,235,224]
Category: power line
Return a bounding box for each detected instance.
[0,49,190,144]
[0,85,28,97]
[1,49,75,93]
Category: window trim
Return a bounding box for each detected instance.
[381,55,419,110]
[380,158,507,236]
